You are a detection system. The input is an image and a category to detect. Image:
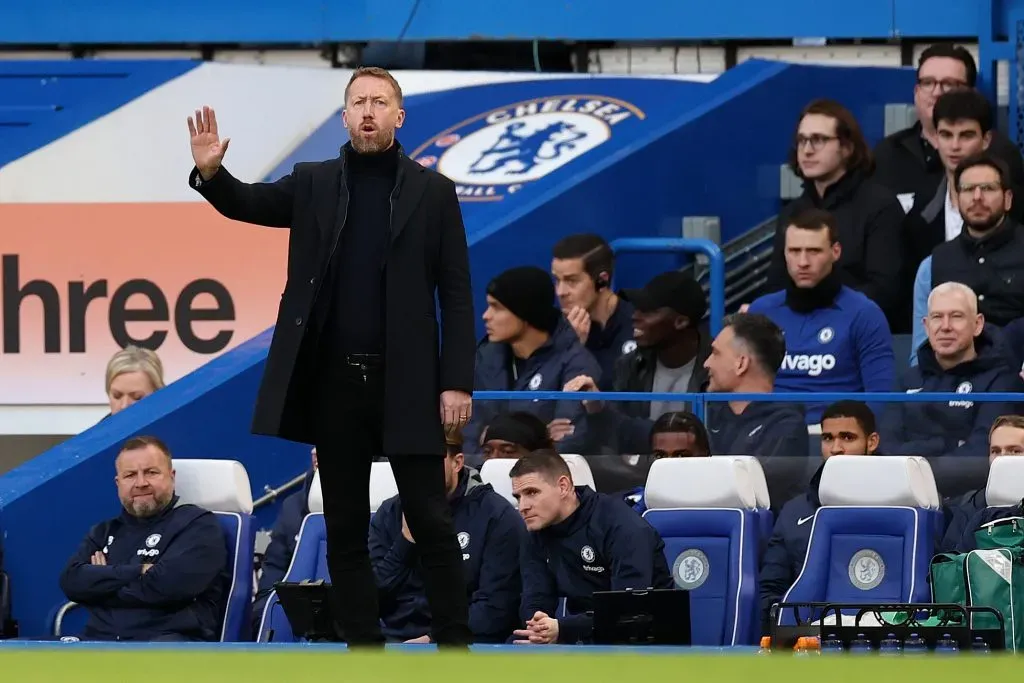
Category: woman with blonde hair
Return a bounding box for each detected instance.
[105,345,165,415]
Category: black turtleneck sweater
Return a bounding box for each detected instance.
[324,143,399,355]
[765,169,907,331]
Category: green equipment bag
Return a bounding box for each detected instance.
[930,516,1024,651]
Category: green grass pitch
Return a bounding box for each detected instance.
[1,650,1020,682]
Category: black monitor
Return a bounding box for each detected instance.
[273,581,344,643]
[591,588,691,646]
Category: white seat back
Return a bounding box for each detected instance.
[174,459,253,514]
[987,456,1024,507]
[560,454,596,491]
[480,458,518,507]
[370,461,399,513]
[714,455,771,510]
[308,470,324,513]
[644,457,758,510]
[818,455,939,508]
[909,456,941,509]
[306,461,400,514]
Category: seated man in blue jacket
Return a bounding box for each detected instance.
[510,450,672,645]
[703,312,811,511]
[748,208,895,424]
[758,399,880,631]
[251,447,317,636]
[880,282,1021,497]
[464,265,601,460]
[370,433,524,643]
[59,436,228,642]
[939,414,1024,552]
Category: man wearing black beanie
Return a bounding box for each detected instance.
[463,266,601,463]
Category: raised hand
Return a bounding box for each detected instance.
[187,106,230,181]
[565,306,591,344]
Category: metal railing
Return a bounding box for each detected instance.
[681,216,777,314]
[253,472,307,509]
[473,390,1024,423]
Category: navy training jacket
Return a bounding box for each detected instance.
[706,401,811,513]
[953,503,1024,553]
[585,297,636,392]
[519,486,672,644]
[465,317,601,458]
[938,487,987,553]
[59,497,228,642]
[758,464,824,631]
[369,468,524,642]
[880,326,1022,459]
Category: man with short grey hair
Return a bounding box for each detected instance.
[881,282,1020,463]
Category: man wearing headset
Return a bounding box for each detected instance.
[551,234,635,390]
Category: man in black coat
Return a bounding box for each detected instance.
[185,66,476,647]
[764,99,906,330]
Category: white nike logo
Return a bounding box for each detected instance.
[797,515,814,526]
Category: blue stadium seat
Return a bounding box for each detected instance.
[54,458,256,641]
[255,513,328,643]
[256,462,399,642]
[777,456,940,627]
[175,459,256,641]
[642,457,764,646]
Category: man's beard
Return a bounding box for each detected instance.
[349,126,393,154]
[124,493,170,518]
[965,209,1006,235]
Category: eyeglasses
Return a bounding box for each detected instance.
[795,134,838,151]
[917,77,968,93]
[957,182,1003,195]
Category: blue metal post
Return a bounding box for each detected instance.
[608,238,726,336]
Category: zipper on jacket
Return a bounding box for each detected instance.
[310,198,348,311]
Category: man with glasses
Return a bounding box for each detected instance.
[765,99,905,329]
[930,153,1024,326]
[873,44,1024,216]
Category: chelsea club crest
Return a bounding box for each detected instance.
[410,95,645,201]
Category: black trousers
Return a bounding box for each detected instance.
[313,356,470,647]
